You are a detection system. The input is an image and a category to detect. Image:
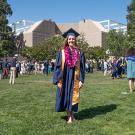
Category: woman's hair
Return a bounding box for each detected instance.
[126,47,135,56]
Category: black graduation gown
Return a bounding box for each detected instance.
[53,50,85,112]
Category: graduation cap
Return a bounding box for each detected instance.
[62,28,80,38]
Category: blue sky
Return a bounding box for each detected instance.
[8,0,132,24]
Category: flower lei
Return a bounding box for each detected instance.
[64,46,79,68]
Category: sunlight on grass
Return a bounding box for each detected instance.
[0,71,135,135]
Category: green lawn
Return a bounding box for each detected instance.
[0,71,135,135]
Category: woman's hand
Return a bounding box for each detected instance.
[79,81,83,89]
[57,82,62,89]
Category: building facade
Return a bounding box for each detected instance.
[10,19,126,47]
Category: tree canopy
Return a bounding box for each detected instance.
[106,30,128,57]
[127,0,135,47]
[0,0,16,57]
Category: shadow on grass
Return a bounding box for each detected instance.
[15,82,34,85]
[75,104,117,120]
[16,81,49,84]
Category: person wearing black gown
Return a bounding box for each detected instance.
[53,28,85,123]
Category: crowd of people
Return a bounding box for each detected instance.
[85,57,127,79]
[99,57,127,78]
[0,58,55,82]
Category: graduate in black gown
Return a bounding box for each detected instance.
[53,28,85,123]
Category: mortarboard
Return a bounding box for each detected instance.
[62,28,80,38]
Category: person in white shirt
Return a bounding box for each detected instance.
[104,60,108,76]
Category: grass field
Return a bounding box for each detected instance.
[0,71,135,135]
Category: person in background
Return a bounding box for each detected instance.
[89,60,94,73]
[43,59,49,76]
[16,61,20,78]
[51,60,55,72]
[0,60,3,80]
[103,59,108,76]
[53,28,85,124]
[9,56,16,85]
[3,59,9,79]
[34,61,38,75]
[116,58,123,78]
[111,57,118,79]
[126,47,135,93]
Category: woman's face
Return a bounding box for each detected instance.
[67,35,76,47]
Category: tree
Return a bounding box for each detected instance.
[0,0,16,57]
[21,35,64,61]
[77,34,90,59]
[91,47,106,59]
[21,47,33,60]
[127,0,135,47]
[106,30,128,57]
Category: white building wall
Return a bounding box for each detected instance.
[79,20,102,47]
[23,32,33,47]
